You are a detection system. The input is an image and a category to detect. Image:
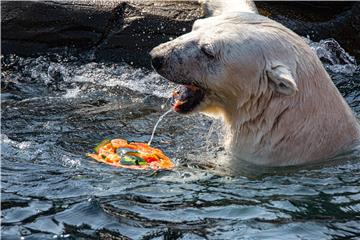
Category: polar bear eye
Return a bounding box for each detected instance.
[200,44,215,59]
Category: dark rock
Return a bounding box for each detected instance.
[1,1,359,67]
[256,2,360,61]
[1,0,202,67]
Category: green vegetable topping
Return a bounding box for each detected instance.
[94,139,111,153]
[120,154,147,166]
[116,148,139,156]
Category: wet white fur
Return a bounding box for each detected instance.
[151,0,360,166]
[200,0,258,15]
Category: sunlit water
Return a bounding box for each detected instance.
[1,38,360,239]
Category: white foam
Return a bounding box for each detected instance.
[68,63,173,98]
[304,38,358,75]
[1,134,31,149]
[62,87,81,98]
[61,155,81,169]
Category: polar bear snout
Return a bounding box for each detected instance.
[149,46,166,73]
[150,55,164,72]
[150,40,201,86]
[150,44,173,79]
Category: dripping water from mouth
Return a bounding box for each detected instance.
[148,108,173,146]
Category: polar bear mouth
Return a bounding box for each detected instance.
[170,85,205,113]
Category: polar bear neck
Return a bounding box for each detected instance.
[224,44,360,166]
[201,0,258,17]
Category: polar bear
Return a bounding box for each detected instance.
[150,0,360,166]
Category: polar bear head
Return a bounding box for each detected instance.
[150,12,305,124]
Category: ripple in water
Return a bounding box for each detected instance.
[1,38,360,239]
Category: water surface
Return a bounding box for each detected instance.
[1,39,360,239]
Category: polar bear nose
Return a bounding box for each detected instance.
[151,55,164,71]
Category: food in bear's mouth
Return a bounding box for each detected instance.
[87,138,174,170]
[171,85,205,113]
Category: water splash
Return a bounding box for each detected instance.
[304,38,358,75]
[1,54,174,99]
[148,109,173,146]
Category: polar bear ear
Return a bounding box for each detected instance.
[266,65,298,96]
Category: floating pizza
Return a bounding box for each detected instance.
[87,139,174,170]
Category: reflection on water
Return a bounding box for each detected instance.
[1,39,360,239]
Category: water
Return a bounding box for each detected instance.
[1,38,360,239]
[148,109,173,146]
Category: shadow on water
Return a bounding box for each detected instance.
[1,39,360,239]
